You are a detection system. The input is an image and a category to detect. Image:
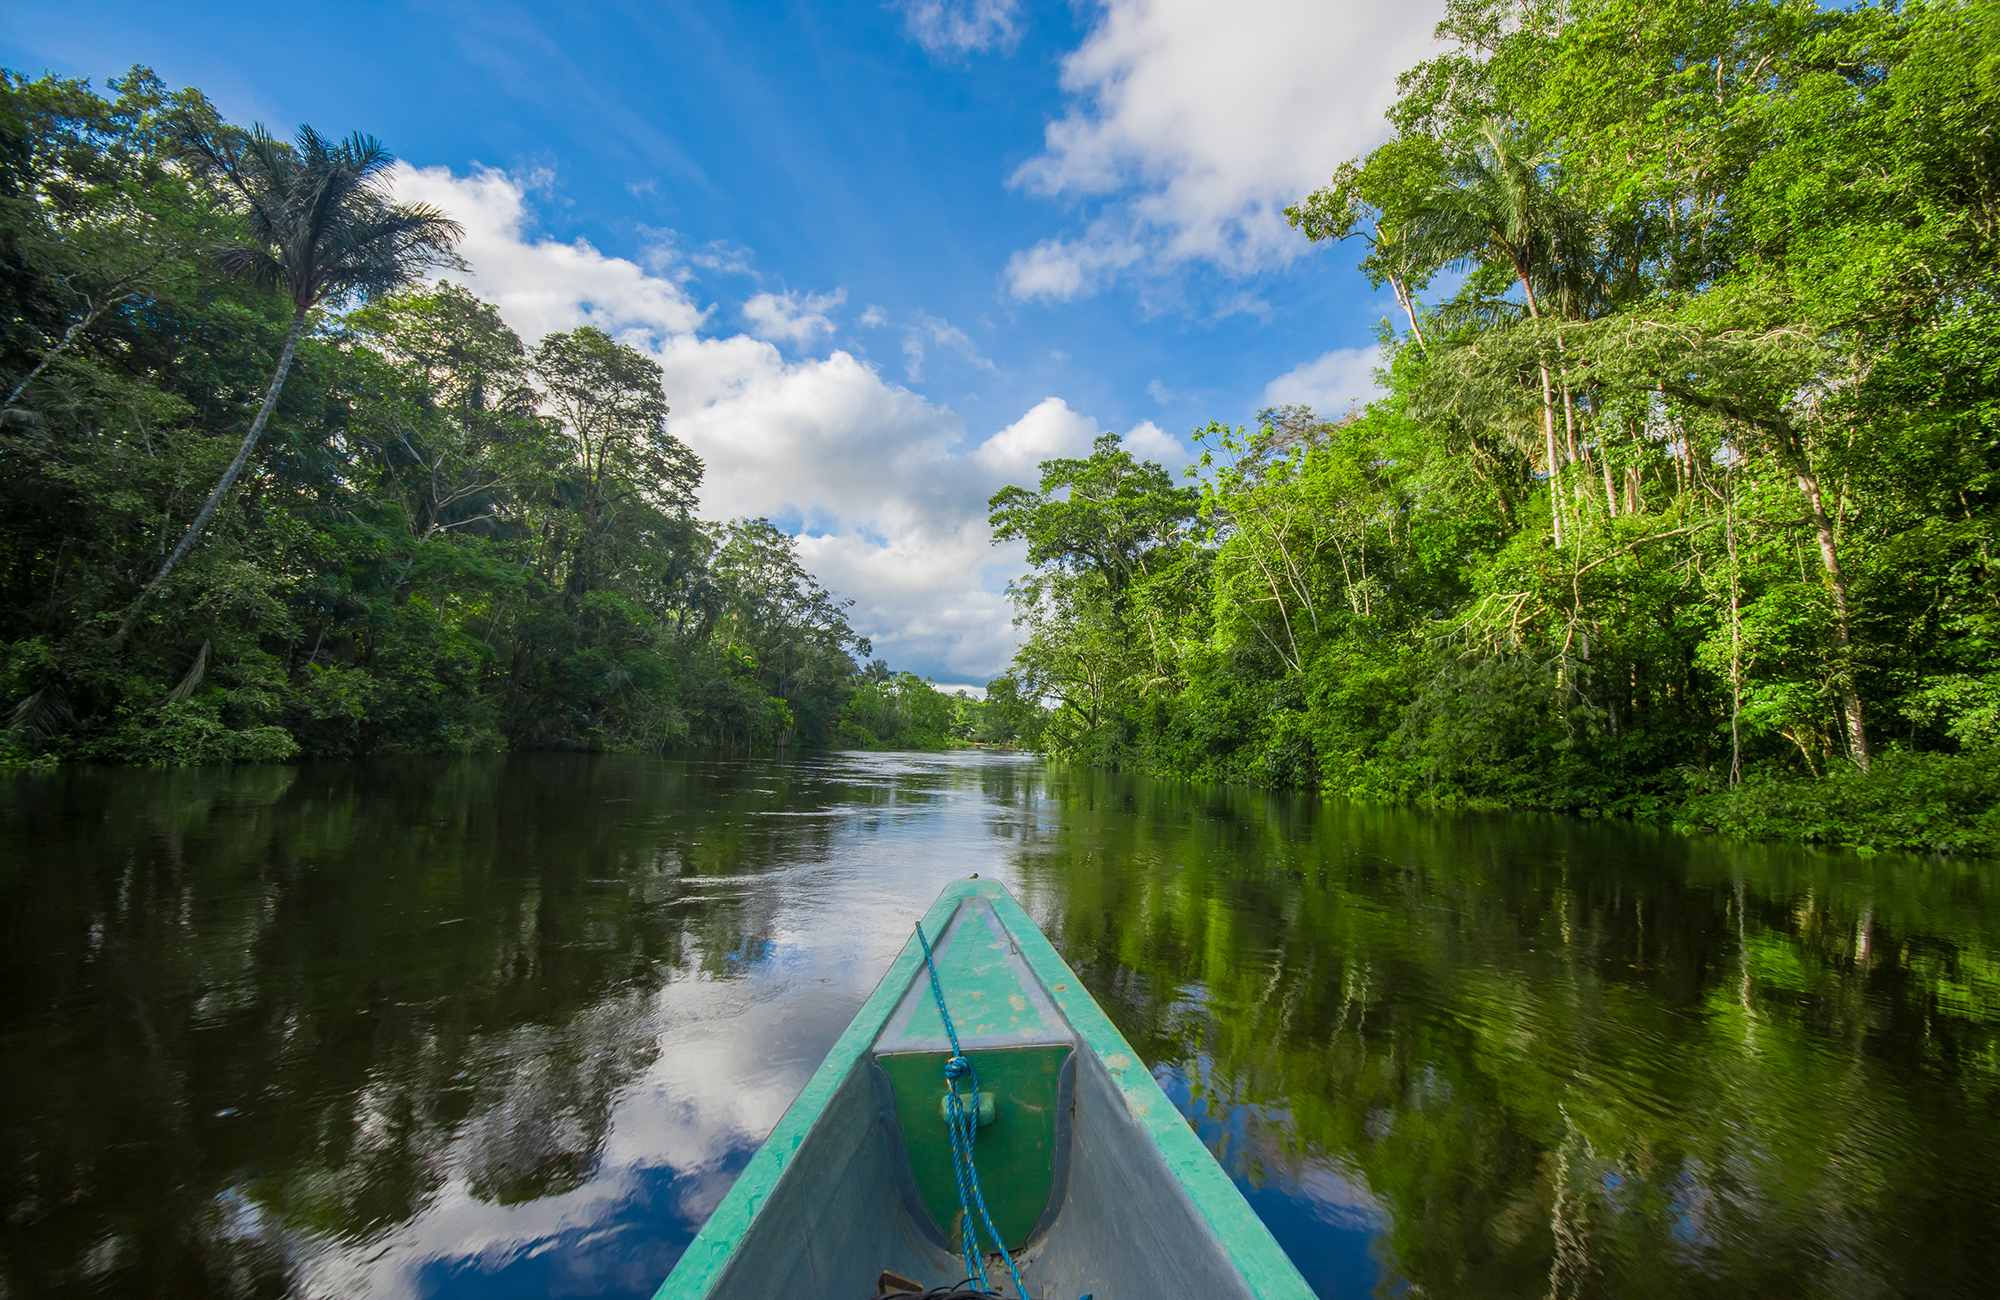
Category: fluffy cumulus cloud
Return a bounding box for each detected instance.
[395,165,708,344]
[1006,0,1446,300]
[1261,345,1383,416]
[387,163,1175,683]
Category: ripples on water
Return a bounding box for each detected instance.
[1,753,1995,1299]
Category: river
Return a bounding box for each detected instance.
[1,751,1994,1298]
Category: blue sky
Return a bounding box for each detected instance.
[4,0,1446,686]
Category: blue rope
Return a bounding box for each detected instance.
[915,920,1029,1300]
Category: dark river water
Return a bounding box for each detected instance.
[2,752,1996,1299]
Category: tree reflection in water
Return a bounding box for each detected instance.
[1015,771,2000,1300]
[1,755,1994,1299]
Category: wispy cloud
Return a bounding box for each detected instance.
[682,239,757,276]
[1003,224,1143,302]
[901,311,995,381]
[639,228,757,283]
[895,0,1022,56]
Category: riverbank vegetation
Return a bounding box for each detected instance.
[990,0,2000,851]
[838,670,1048,751]
[0,71,1030,765]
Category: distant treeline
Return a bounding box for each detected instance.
[989,0,2000,851]
[0,70,1041,763]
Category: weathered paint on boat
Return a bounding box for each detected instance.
[653,877,1315,1300]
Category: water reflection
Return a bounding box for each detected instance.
[1,755,1995,1299]
[1014,773,2000,1300]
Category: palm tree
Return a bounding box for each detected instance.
[1402,119,1571,543]
[122,125,461,631]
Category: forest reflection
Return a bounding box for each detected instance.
[1,755,1993,1299]
[1017,771,2000,1299]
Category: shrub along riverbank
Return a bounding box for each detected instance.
[984,0,2000,853]
[0,71,1043,765]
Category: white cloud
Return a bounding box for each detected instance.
[393,164,707,345]
[965,400,1186,485]
[387,162,1172,684]
[1003,224,1142,301]
[897,0,1021,55]
[1122,419,1183,465]
[1261,345,1382,416]
[972,396,1099,476]
[797,532,1024,678]
[1007,0,1445,300]
[742,287,847,346]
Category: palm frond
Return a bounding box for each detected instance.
[196,121,463,310]
[209,244,286,292]
[338,131,395,179]
[6,686,73,748]
[161,640,211,705]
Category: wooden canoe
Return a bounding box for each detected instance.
[653,876,1315,1300]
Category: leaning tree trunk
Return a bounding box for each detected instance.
[1385,269,1429,353]
[5,293,139,407]
[117,303,309,641]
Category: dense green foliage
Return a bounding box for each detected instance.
[836,669,1049,750]
[992,0,2000,850]
[0,70,1031,763]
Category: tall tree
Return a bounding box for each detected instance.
[988,433,1200,606]
[125,124,459,627]
[345,281,548,541]
[530,327,701,601]
[1409,120,1572,543]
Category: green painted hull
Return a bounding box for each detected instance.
[654,878,1314,1300]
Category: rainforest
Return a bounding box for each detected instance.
[0,71,1041,763]
[4,0,1999,854]
[985,0,2000,852]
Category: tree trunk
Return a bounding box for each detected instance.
[1658,382,1871,772]
[5,294,137,407]
[1791,457,1870,771]
[1537,363,1564,546]
[1724,490,1743,786]
[118,303,308,640]
[1387,270,1428,353]
[1518,271,1564,547]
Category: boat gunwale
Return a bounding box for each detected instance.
[652,876,1313,1300]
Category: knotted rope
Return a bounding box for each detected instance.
[915,919,1029,1300]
